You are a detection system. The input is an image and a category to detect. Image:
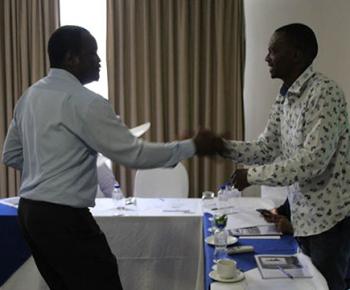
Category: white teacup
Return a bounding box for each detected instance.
[216,259,239,279]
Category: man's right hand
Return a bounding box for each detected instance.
[193,129,224,156]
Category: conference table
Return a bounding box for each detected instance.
[1,196,329,290]
[0,198,204,290]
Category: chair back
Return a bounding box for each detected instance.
[96,154,115,197]
[134,163,189,198]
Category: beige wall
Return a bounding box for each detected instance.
[243,0,350,197]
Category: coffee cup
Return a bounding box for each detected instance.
[216,259,239,279]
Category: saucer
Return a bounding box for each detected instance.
[205,235,238,246]
[209,270,245,283]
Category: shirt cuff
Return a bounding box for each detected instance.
[179,139,196,159]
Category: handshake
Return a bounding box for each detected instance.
[192,129,250,192]
[192,129,227,156]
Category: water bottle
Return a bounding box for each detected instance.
[111,182,124,209]
[201,191,215,211]
[217,185,228,210]
[226,185,241,198]
[213,214,228,262]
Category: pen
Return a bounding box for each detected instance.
[211,205,236,211]
[162,209,193,213]
[276,265,294,279]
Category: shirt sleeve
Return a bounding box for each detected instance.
[221,95,283,165]
[76,98,196,169]
[2,118,23,170]
[248,81,347,186]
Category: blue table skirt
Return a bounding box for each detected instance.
[0,204,31,286]
[203,212,298,290]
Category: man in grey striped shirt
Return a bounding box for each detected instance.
[2,25,222,290]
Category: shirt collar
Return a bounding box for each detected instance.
[48,68,82,85]
[279,65,315,101]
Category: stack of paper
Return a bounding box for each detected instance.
[229,224,282,236]
[255,254,312,279]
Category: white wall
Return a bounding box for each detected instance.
[243,0,350,197]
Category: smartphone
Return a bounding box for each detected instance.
[256,208,272,216]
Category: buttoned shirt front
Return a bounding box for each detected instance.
[2,69,195,207]
[223,66,350,236]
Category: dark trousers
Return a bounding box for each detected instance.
[296,216,350,290]
[18,198,123,290]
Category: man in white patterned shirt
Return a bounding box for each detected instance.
[220,23,350,290]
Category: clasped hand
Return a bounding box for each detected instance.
[193,129,225,156]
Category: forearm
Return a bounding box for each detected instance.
[80,98,196,169]
[102,139,195,169]
[247,141,336,187]
[221,138,280,165]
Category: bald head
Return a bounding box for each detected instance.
[48,25,90,68]
[47,25,101,84]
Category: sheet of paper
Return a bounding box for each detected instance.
[226,210,272,230]
[229,224,282,236]
[255,254,313,279]
[90,198,202,217]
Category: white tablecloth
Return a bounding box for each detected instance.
[1,198,203,290]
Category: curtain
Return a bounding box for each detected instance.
[0,0,60,197]
[107,0,245,197]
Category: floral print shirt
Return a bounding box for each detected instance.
[223,66,350,236]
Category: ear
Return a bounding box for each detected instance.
[64,51,80,67]
[293,49,304,64]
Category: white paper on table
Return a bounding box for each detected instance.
[255,254,312,279]
[226,210,272,230]
[90,198,117,211]
[90,198,202,217]
[230,198,274,211]
[229,224,282,236]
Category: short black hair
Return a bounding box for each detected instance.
[48,25,89,68]
[275,23,318,65]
